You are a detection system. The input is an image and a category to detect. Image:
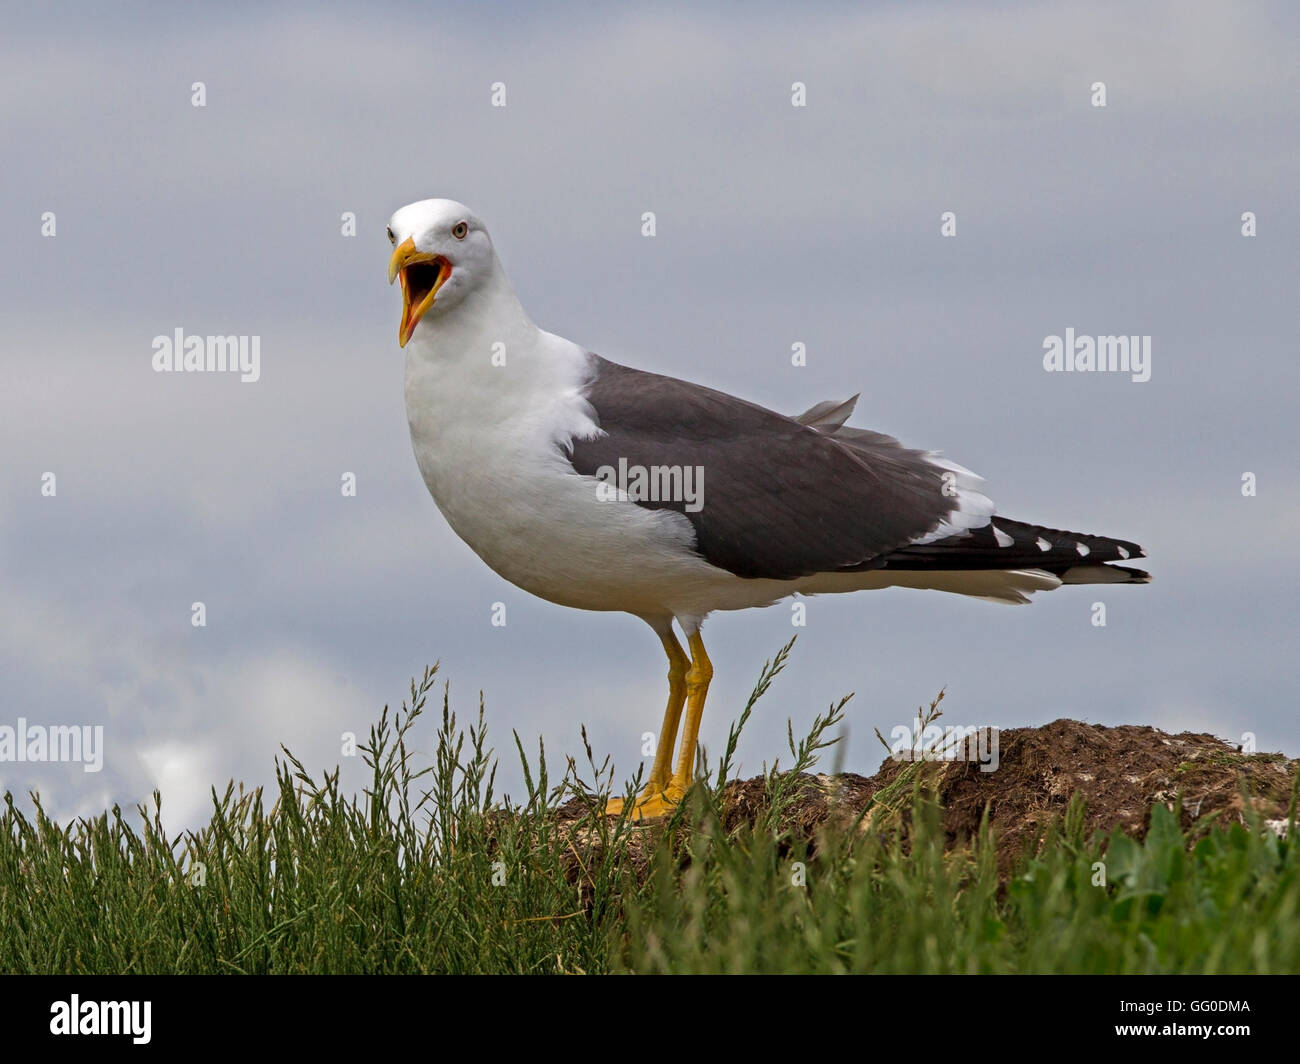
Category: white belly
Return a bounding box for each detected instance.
[403,330,769,619]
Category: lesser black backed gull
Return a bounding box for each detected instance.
[386,198,1151,819]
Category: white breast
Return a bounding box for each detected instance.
[402,296,734,618]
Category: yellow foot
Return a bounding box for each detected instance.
[602,781,686,820]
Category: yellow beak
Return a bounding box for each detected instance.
[388,237,450,347]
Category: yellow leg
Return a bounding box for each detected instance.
[645,631,689,789]
[670,631,713,792]
[604,629,688,817]
[607,630,712,821]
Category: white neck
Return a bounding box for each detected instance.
[402,254,595,455]
[407,255,534,365]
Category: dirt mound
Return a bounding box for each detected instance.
[558,719,1298,877]
[732,719,1297,871]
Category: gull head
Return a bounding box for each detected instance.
[386,198,495,347]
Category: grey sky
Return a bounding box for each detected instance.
[2,1,1297,830]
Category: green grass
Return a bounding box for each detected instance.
[2,644,1298,974]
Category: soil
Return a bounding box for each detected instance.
[554,718,1298,879]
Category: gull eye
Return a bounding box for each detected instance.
[386,227,396,245]
[452,221,468,240]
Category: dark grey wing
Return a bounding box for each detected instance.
[565,356,962,580]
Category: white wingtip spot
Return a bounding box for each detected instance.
[1035,537,1052,552]
[1075,542,1090,557]
[992,525,1014,548]
[1117,546,1130,559]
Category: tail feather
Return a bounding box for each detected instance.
[881,517,1150,583]
[1059,563,1152,585]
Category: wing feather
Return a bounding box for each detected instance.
[566,357,960,580]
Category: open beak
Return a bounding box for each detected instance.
[388,237,451,347]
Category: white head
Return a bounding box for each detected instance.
[386,198,501,347]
